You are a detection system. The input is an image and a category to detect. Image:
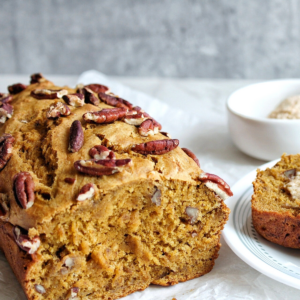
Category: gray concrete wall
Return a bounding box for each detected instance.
[1,0,300,78]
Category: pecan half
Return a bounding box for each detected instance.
[132,106,162,130]
[85,83,109,94]
[0,102,13,123]
[30,73,46,84]
[14,172,35,209]
[74,158,131,176]
[8,83,27,94]
[182,148,200,167]
[83,107,127,124]
[64,177,76,184]
[63,93,84,107]
[35,284,46,294]
[46,102,71,119]
[0,133,15,170]
[89,145,115,160]
[77,183,95,201]
[14,226,40,254]
[66,287,79,299]
[0,94,13,103]
[83,87,100,106]
[151,188,161,206]
[69,120,84,152]
[185,206,199,224]
[124,112,149,126]
[139,119,160,137]
[199,173,233,200]
[131,139,179,155]
[31,89,68,99]
[98,92,133,109]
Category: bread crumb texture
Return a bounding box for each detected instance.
[0,76,230,300]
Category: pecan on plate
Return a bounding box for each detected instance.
[181,148,200,167]
[30,73,46,84]
[63,93,84,107]
[8,83,27,94]
[77,183,95,201]
[85,83,109,94]
[0,94,13,103]
[89,145,115,160]
[69,120,84,153]
[139,119,160,137]
[98,92,133,109]
[131,139,179,155]
[74,158,131,176]
[83,107,127,124]
[14,226,40,254]
[31,88,68,99]
[82,87,100,106]
[0,133,15,170]
[199,173,233,200]
[46,102,71,119]
[0,102,13,123]
[14,172,35,209]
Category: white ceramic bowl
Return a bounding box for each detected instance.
[227,79,300,161]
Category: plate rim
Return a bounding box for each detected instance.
[223,158,300,290]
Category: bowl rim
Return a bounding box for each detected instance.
[226,78,300,123]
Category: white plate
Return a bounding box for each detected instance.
[223,159,300,290]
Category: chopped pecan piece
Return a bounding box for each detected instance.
[64,177,76,184]
[77,183,95,201]
[83,87,100,106]
[139,119,160,137]
[151,188,161,206]
[8,83,27,94]
[66,287,79,299]
[284,169,297,179]
[74,158,131,176]
[185,206,199,224]
[0,94,13,103]
[14,226,40,254]
[0,133,15,170]
[35,284,46,294]
[69,120,84,152]
[124,112,149,126]
[31,89,68,99]
[85,83,109,94]
[0,201,9,219]
[46,102,71,119]
[182,148,200,167]
[0,102,13,123]
[63,93,84,107]
[98,92,133,109]
[132,139,179,155]
[14,172,35,209]
[30,73,46,84]
[89,145,115,160]
[83,107,127,124]
[160,132,171,138]
[199,173,233,200]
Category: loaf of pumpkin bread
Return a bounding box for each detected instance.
[0,74,232,300]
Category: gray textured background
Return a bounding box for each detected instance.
[1,0,300,78]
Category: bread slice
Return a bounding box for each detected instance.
[0,74,231,300]
[252,154,300,248]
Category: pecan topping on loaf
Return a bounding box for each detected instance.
[0,133,15,170]
[199,173,233,200]
[160,131,171,138]
[98,92,133,109]
[69,120,84,153]
[8,83,27,94]
[83,107,127,124]
[0,102,13,123]
[46,102,71,119]
[74,158,131,176]
[77,183,95,201]
[85,83,109,94]
[14,226,40,254]
[132,139,179,155]
[0,94,13,103]
[139,119,160,137]
[182,148,200,167]
[124,112,149,126]
[185,206,199,224]
[83,87,100,106]
[14,172,35,209]
[63,93,85,107]
[30,73,46,84]
[31,89,68,99]
[89,145,115,160]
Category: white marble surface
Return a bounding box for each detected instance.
[0,75,299,299]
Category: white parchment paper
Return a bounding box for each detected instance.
[1,71,300,299]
